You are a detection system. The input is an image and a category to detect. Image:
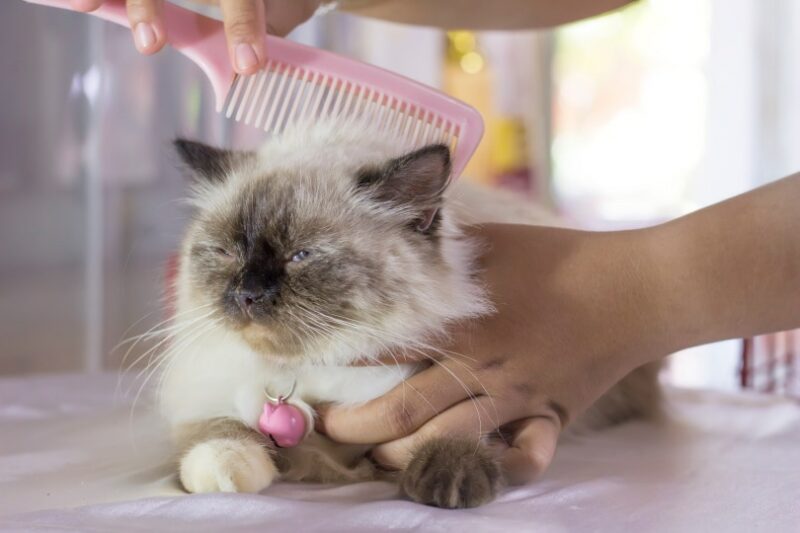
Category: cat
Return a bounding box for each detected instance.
[158,119,660,509]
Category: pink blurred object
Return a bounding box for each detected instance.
[740,329,800,399]
[22,0,484,181]
[258,401,307,448]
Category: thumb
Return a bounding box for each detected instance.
[501,416,561,485]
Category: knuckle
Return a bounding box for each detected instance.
[520,446,552,478]
[477,356,507,372]
[386,403,417,436]
[511,380,536,399]
[126,0,157,19]
[225,17,259,40]
[546,400,569,428]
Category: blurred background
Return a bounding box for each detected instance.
[1,0,798,395]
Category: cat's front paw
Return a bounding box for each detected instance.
[400,438,501,509]
[180,438,277,493]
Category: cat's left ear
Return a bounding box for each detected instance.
[173,138,253,184]
[358,144,451,231]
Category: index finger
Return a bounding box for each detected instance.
[220,0,267,74]
[318,360,483,444]
[126,0,166,54]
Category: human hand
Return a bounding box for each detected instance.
[69,0,321,74]
[319,223,671,484]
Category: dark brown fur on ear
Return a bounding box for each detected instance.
[174,138,251,183]
[357,144,451,233]
[358,144,451,208]
[400,437,501,509]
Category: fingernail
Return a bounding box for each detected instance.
[134,22,157,51]
[235,43,259,72]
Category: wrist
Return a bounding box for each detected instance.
[638,174,800,358]
[636,221,721,355]
[580,227,678,368]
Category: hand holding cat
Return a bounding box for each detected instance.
[321,173,800,482]
[69,0,320,74]
[320,223,667,483]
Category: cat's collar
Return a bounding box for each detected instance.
[264,378,297,403]
[259,378,306,448]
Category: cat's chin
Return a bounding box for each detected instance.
[239,323,308,360]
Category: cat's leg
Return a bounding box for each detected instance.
[573,360,663,431]
[177,417,279,494]
[400,437,501,509]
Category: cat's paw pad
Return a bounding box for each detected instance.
[400,438,501,509]
[180,438,276,494]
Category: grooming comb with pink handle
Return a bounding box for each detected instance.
[22,0,484,179]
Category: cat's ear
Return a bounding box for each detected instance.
[173,138,252,183]
[358,144,451,231]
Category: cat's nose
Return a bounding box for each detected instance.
[234,289,264,314]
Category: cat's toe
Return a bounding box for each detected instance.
[400,438,501,509]
[180,438,277,493]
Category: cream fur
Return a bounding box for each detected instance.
[159,118,659,495]
[162,120,489,432]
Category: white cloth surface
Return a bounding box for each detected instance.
[0,373,798,532]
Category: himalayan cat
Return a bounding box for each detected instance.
[159,120,660,509]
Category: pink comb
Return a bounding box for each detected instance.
[23,0,484,180]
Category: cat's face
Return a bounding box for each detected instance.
[175,138,452,359]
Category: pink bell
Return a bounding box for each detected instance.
[258,397,307,448]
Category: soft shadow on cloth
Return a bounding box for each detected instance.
[1,374,799,533]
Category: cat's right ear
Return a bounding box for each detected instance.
[173,138,250,184]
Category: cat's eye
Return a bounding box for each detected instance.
[290,250,310,263]
[213,247,233,258]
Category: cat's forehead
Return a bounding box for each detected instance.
[200,172,351,245]
[238,167,352,214]
[255,118,406,176]
[191,118,410,244]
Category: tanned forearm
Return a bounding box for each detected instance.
[646,173,800,354]
[340,0,638,30]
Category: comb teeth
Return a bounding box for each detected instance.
[223,65,460,154]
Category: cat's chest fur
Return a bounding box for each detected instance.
[158,327,417,432]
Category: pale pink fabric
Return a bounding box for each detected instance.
[1,374,798,532]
